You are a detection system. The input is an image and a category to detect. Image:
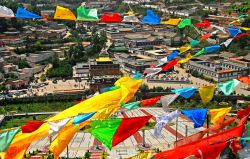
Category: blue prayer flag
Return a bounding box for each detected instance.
[171,87,197,99]
[168,51,179,61]
[16,7,41,19]
[181,108,207,128]
[204,45,220,53]
[133,72,142,80]
[73,112,96,125]
[228,28,242,37]
[142,10,160,24]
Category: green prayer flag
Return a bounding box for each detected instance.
[194,48,205,57]
[178,19,192,28]
[217,79,240,96]
[190,40,200,47]
[77,6,99,21]
[241,137,250,141]
[0,128,20,152]
[121,101,141,110]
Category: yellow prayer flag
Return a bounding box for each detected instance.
[178,53,193,64]
[179,45,191,54]
[2,143,30,159]
[54,5,76,20]
[198,84,215,104]
[125,151,152,159]
[161,18,181,26]
[209,107,232,125]
[239,27,250,31]
[126,10,134,15]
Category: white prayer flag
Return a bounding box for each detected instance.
[48,118,71,135]
[160,94,179,112]
[0,6,15,18]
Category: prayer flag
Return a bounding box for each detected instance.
[100,13,122,23]
[144,68,162,77]
[217,79,240,96]
[122,14,140,23]
[142,10,160,24]
[154,110,181,137]
[200,33,211,41]
[239,27,250,31]
[48,118,71,136]
[198,84,215,104]
[237,106,250,119]
[233,33,248,39]
[125,151,152,159]
[0,128,20,152]
[237,76,250,85]
[174,131,206,147]
[0,6,15,18]
[121,101,141,110]
[211,25,226,33]
[21,121,44,133]
[161,59,178,71]
[140,96,161,106]
[16,7,41,19]
[90,116,151,149]
[228,28,242,37]
[181,108,207,128]
[178,53,193,64]
[160,94,179,112]
[77,6,99,21]
[221,38,233,47]
[73,112,96,125]
[161,18,181,25]
[178,19,192,28]
[193,48,205,57]
[54,6,76,20]
[171,87,197,99]
[209,107,232,125]
[194,19,210,28]
[179,45,191,54]
[190,40,200,47]
[204,45,220,53]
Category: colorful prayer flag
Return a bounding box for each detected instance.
[161,18,181,25]
[171,87,197,99]
[178,19,192,28]
[182,108,207,128]
[174,131,206,147]
[237,106,250,119]
[158,51,179,66]
[237,76,250,85]
[194,19,210,28]
[211,25,226,33]
[204,45,220,53]
[193,48,205,57]
[140,96,161,106]
[190,40,200,47]
[221,38,233,47]
[178,53,193,64]
[217,79,240,96]
[0,6,15,18]
[239,27,250,31]
[198,84,215,104]
[21,121,44,133]
[179,45,191,54]
[54,6,76,20]
[121,101,141,110]
[154,110,181,137]
[142,10,160,24]
[125,151,152,159]
[73,112,96,125]
[0,128,20,152]
[144,68,162,77]
[16,7,41,19]
[48,118,71,136]
[90,116,151,149]
[209,107,232,125]
[161,59,178,71]
[122,14,140,23]
[200,33,211,41]
[228,28,242,37]
[77,5,99,21]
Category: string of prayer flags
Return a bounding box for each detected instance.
[73,112,96,125]
[181,108,207,128]
[0,128,20,152]
[21,121,44,133]
[142,10,160,24]
[198,84,215,104]
[160,94,179,112]
[89,116,151,149]
[48,118,71,136]
[161,18,181,26]
[209,107,232,125]
[228,28,242,37]
[194,19,210,28]
[54,6,76,20]
[0,6,15,18]
[178,18,192,28]
[16,7,41,19]
[193,48,205,57]
[154,110,181,137]
[140,96,161,106]
[171,87,197,99]
[217,79,240,96]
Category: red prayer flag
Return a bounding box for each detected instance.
[100,13,122,23]
[174,131,206,147]
[194,19,210,28]
[233,33,247,39]
[154,125,245,159]
[237,76,250,84]
[161,59,178,71]
[229,139,242,155]
[21,120,44,133]
[140,96,161,106]
[238,115,249,126]
[200,33,211,42]
[237,106,250,119]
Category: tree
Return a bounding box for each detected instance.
[40,74,46,82]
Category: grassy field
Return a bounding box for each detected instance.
[0,114,50,129]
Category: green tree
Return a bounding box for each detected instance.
[40,74,46,82]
